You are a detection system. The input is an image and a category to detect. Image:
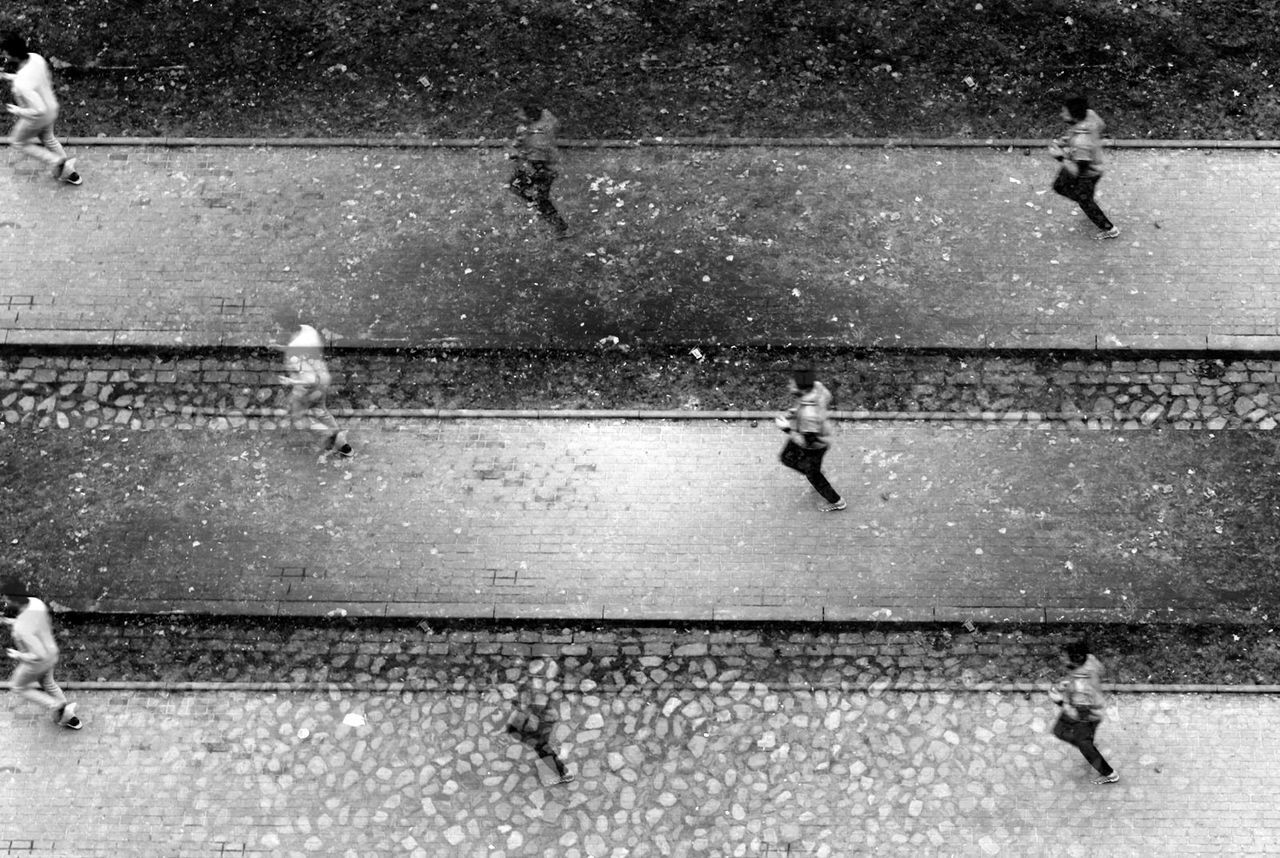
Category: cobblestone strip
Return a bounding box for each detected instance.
[3,352,1280,430]
[1,688,1275,856]
[21,618,1280,691]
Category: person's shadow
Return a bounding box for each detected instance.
[503,658,573,785]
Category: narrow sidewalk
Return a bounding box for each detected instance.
[5,419,1274,624]
[1,145,1278,351]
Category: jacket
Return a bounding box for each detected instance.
[1054,654,1107,722]
[786,381,835,450]
[513,111,560,164]
[1055,109,1106,170]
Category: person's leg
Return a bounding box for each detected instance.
[534,742,570,780]
[799,447,841,505]
[1073,174,1114,231]
[1051,167,1077,200]
[9,117,62,167]
[1072,721,1114,776]
[531,162,568,233]
[37,124,68,164]
[509,163,535,202]
[10,662,64,711]
[780,439,806,473]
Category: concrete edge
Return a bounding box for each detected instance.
[56,604,1273,626]
[5,680,1277,694]
[61,136,1280,151]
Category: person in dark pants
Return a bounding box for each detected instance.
[508,103,569,238]
[504,658,573,785]
[776,367,846,512]
[1049,638,1119,784]
[1049,95,1119,240]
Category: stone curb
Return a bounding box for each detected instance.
[61,136,1280,150]
[5,680,1277,695]
[182,405,1075,423]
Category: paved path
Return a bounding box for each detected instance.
[1,685,1274,856]
[2,144,1279,351]
[5,419,1275,623]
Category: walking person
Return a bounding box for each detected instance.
[503,658,573,785]
[274,324,353,458]
[1048,638,1118,784]
[2,577,82,730]
[1,31,80,185]
[507,102,570,239]
[1049,95,1117,239]
[775,367,846,512]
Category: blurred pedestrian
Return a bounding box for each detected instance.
[508,102,570,239]
[2,577,81,730]
[776,367,846,512]
[504,658,573,785]
[1048,638,1118,784]
[1049,95,1117,239]
[274,324,353,458]
[1,31,80,185]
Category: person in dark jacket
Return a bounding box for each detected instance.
[508,103,569,238]
[504,658,573,785]
[1048,638,1119,784]
[1049,95,1119,240]
[776,367,846,512]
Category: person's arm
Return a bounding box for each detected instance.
[6,77,47,118]
[6,625,53,662]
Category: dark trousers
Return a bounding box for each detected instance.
[1052,714,1114,776]
[780,440,841,504]
[1052,166,1113,231]
[509,160,567,233]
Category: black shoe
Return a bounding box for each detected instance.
[62,716,83,730]
[337,443,353,458]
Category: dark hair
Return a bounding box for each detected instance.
[792,367,816,392]
[1064,638,1090,666]
[1063,95,1089,122]
[519,103,544,120]
[0,32,29,60]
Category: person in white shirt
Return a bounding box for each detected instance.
[2,577,82,729]
[274,324,353,457]
[1,31,80,185]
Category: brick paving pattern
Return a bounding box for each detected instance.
[1,685,1274,856]
[2,146,1279,350]
[4,419,1274,623]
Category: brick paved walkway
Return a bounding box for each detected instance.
[6,419,1274,624]
[1,685,1274,856]
[2,144,1279,351]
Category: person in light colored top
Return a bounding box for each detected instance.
[1048,95,1116,239]
[1048,638,1117,784]
[775,367,846,512]
[2,577,81,729]
[274,324,353,457]
[1,31,80,185]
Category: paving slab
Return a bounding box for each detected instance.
[1,145,1279,351]
[3,419,1275,624]
[1,685,1275,856]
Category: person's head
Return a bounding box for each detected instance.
[1062,95,1089,123]
[0,576,30,612]
[789,367,817,396]
[516,103,544,122]
[1063,638,1090,667]
[0,32,29,63]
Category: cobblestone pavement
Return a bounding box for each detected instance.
[3,418,1276,623]
[2,145,1280,350]
[2,681,1275,856]
[5,351,1280,430]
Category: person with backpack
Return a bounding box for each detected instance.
[1048,638,1119,784]
[775,367,846,512]
[1048,94,1119,240]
